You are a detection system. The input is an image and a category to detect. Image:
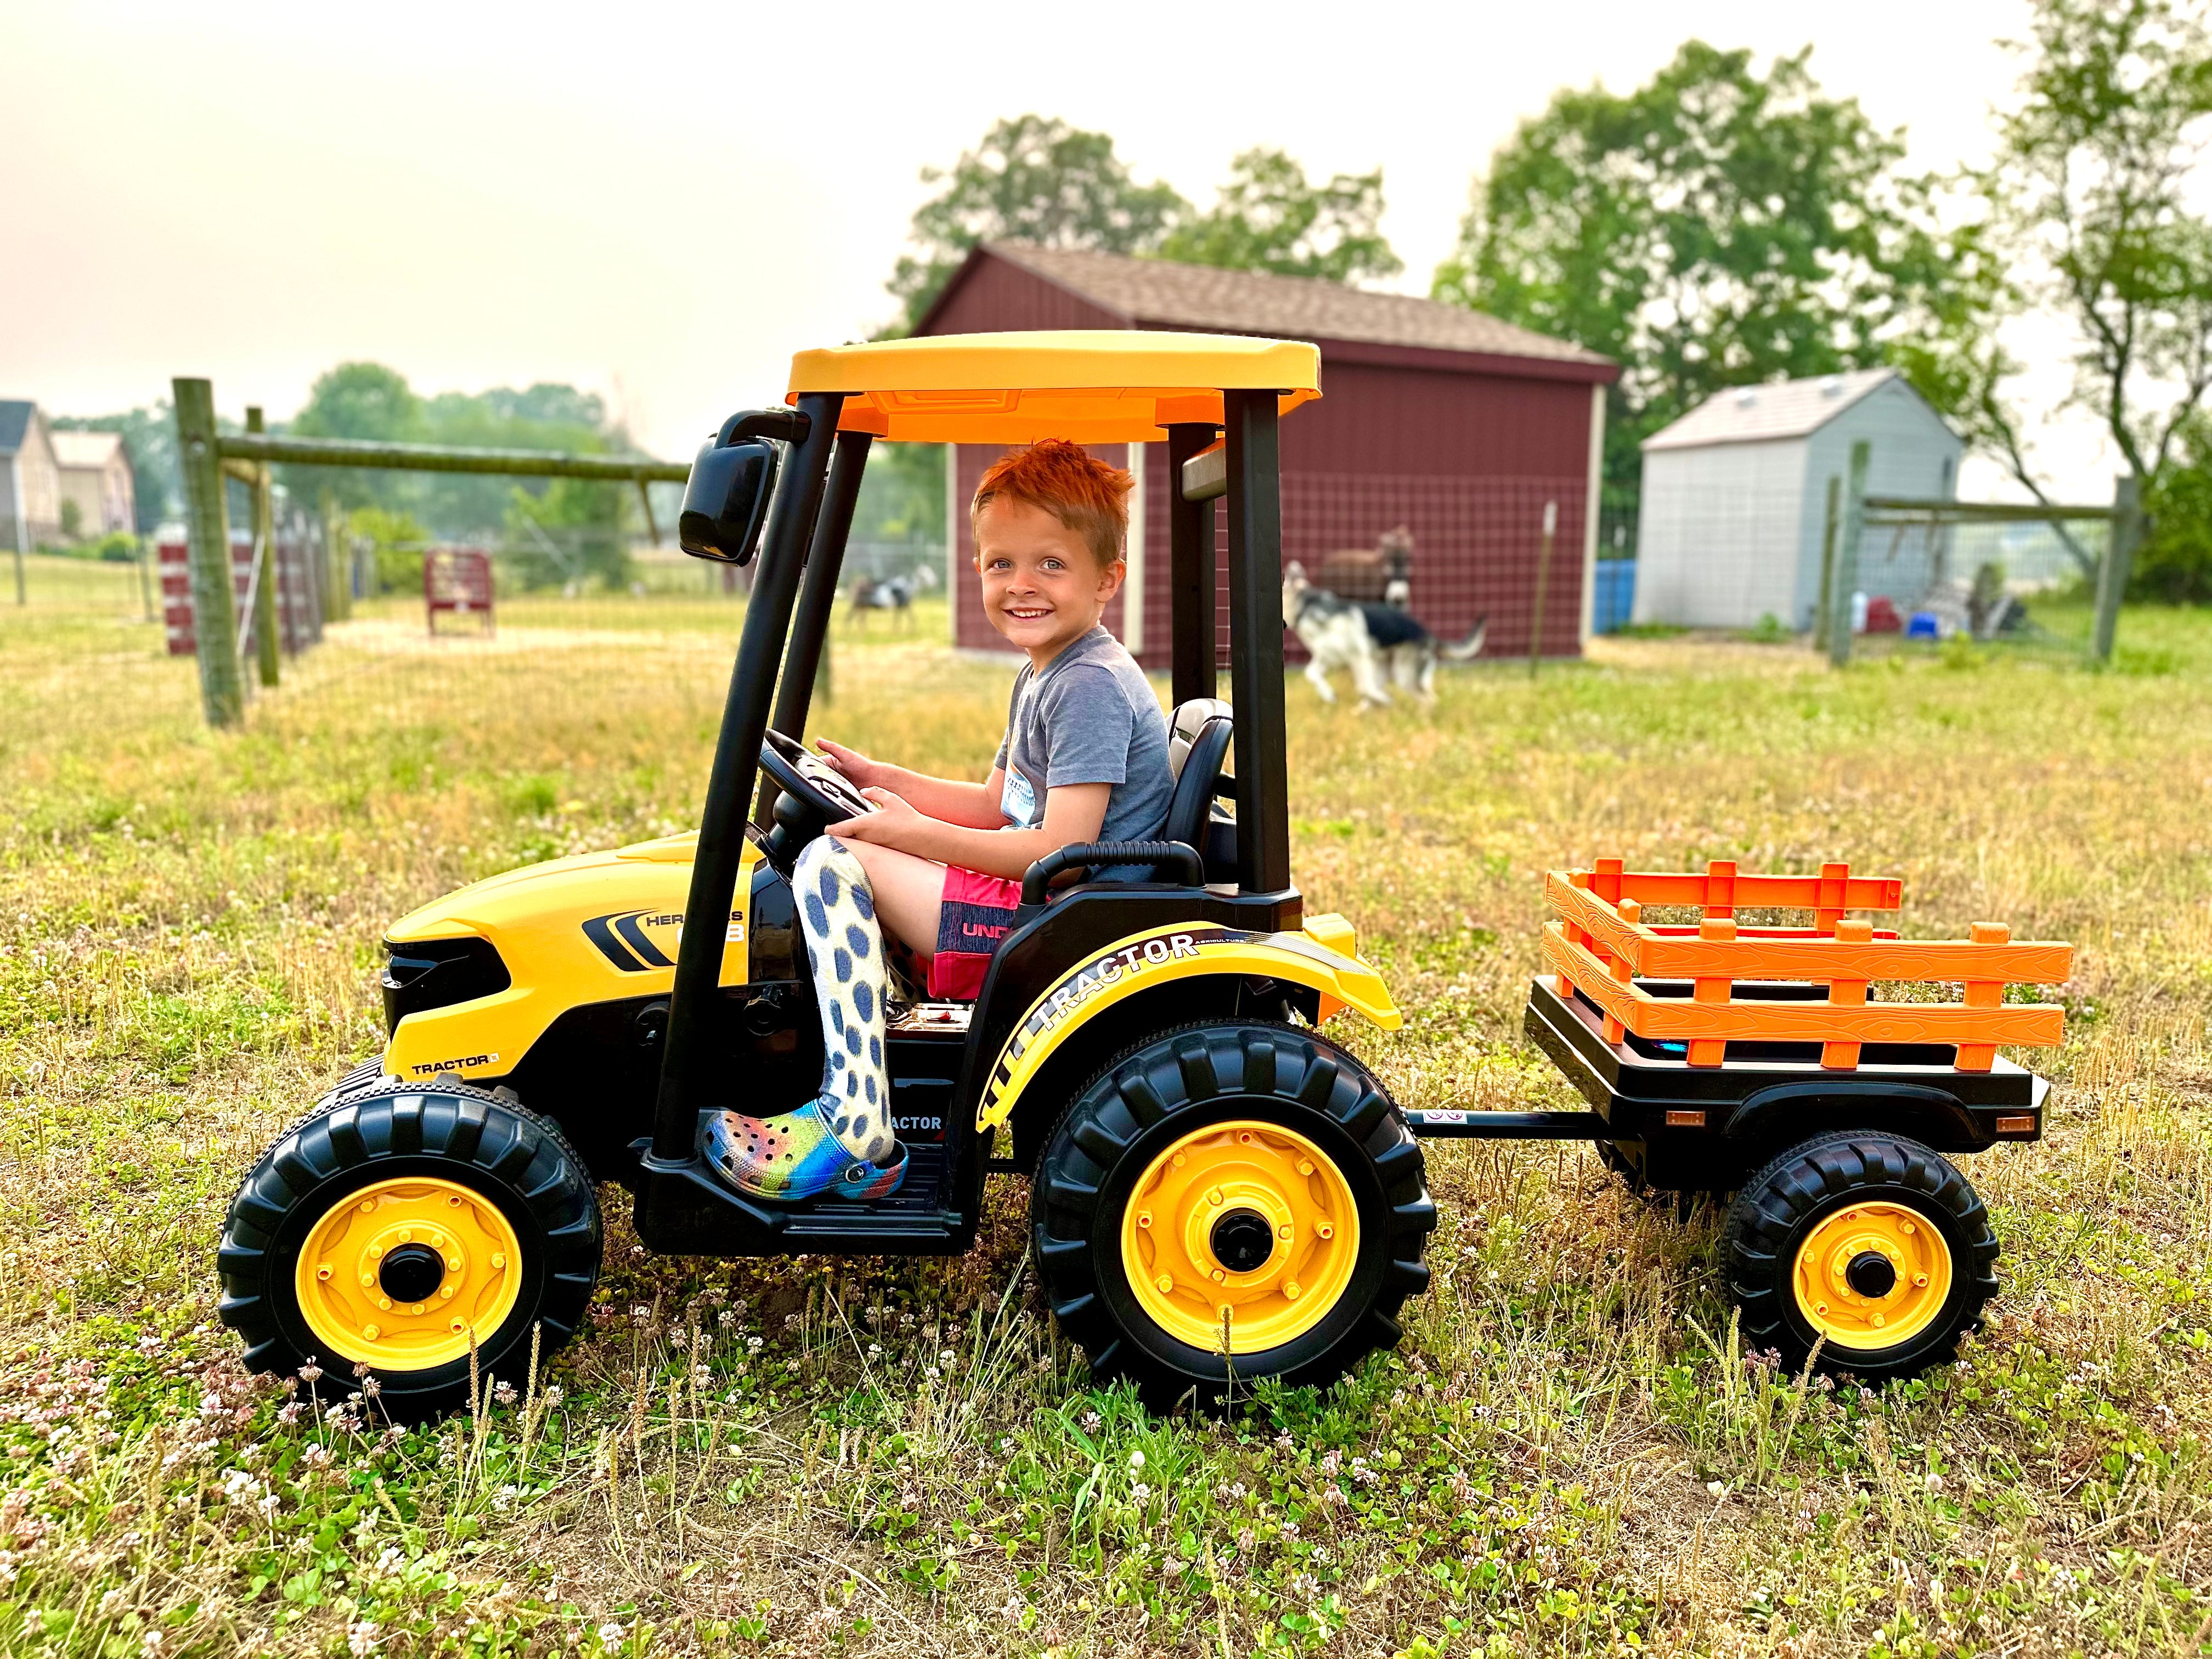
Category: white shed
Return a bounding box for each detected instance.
[1633,369,1962,630]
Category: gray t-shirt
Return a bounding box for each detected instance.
[991,626,1172,868]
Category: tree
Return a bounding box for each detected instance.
[851,441,945,546]
[503,477,632,592]
[1434,42,1939,500]
[1895,0,2212,578]
[2137,416,2212,600]
[1159,149,1402,284]
[418,383,611,536]
[282,362,427,515]
[888,115,1187,330]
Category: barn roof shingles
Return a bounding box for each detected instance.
[950,243,1612,369]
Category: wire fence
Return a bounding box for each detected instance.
[0,534,957,752]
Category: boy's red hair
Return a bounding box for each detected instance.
[971,439,1133,567]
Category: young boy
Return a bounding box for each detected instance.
[705,439,1173,1203]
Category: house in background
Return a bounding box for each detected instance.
[1634,369,1963,630]
[915,242,1619,666]
[1,400,64,555]
[52,429,136,537]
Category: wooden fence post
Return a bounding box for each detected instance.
[247,408,279,688]
[1822,917,1874,1070]
[1528,499,1558,678]
[1812,475,1841,646]
[174,377,244,728]
[320,490,350,622]
[2091,474,2142,666]
[1826,441,1870,668]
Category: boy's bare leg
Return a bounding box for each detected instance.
[838,839,946,976]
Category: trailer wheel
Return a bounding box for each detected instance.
[218,1082,602,1419]
[1031,1021,1434,1410]
[1719,1129,1997,1381]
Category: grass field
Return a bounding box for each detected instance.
[3,555,2211,1657]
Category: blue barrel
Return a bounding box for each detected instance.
[1594,560,1637,634]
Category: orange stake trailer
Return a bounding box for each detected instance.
[1404,859,2071,1381]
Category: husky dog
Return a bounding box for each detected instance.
[1283,561,1487,708]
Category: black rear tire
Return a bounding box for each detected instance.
[218,1081,602,1420]
[1031,1020,1434,1410]
[1719,1128,1997,1383]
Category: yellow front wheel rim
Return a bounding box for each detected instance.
[296,1176,524,1372]
[1791,1200,1953,1351]
[1121,1120,1361,1352]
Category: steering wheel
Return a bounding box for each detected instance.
[759,729,876,825]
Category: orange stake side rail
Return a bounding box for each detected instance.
[1543,859,2073,1073]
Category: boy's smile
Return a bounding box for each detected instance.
[975,497,1125,669]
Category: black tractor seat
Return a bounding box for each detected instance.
[1008,696,1239,926]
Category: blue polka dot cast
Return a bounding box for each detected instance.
[705,836,906,1201]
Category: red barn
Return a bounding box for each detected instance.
[917,242,1617,667]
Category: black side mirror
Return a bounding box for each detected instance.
[679,437,780,565]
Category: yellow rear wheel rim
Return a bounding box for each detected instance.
[295,1175,523,1373]
[1791,1200,1953,1351]
[1120,1120,1361,1353]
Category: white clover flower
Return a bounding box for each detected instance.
[1128,1449,1145,1469]
[347,1621,380,1657]
[598,1621,627,1646]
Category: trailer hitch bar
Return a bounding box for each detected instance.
[1403,1109,1613,1140]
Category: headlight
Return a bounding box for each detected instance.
[380,936,511,1034]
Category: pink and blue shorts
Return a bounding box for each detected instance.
[930,865,1023,999]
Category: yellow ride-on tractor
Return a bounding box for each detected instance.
[219,332,1437,1415]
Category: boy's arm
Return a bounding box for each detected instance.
[817,738,1005,829]
[826,782,1111,882]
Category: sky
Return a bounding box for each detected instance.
[0,0,2119,496]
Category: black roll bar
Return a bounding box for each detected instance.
[758,428,874,820]
[649,392,845,1164]
[1222,390,1290,895]
[1166,421,1220,706]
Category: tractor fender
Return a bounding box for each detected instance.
[975,922,1400,1132]
[1723,1080,1992,1155]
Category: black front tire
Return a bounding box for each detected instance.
[1031,1021,1435,1410]
[1719,1128,1998,1383]
[218,1080,602,1419]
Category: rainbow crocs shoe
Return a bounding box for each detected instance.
[704,1102,909,1203]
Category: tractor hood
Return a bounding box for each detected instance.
[380,832,759,1086]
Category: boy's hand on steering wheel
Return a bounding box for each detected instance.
[816,738,887,791]
[825,786,921,844]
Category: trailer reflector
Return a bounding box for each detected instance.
[1663,1110,1706,1128]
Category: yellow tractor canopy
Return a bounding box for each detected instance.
[786,330,1321,444]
